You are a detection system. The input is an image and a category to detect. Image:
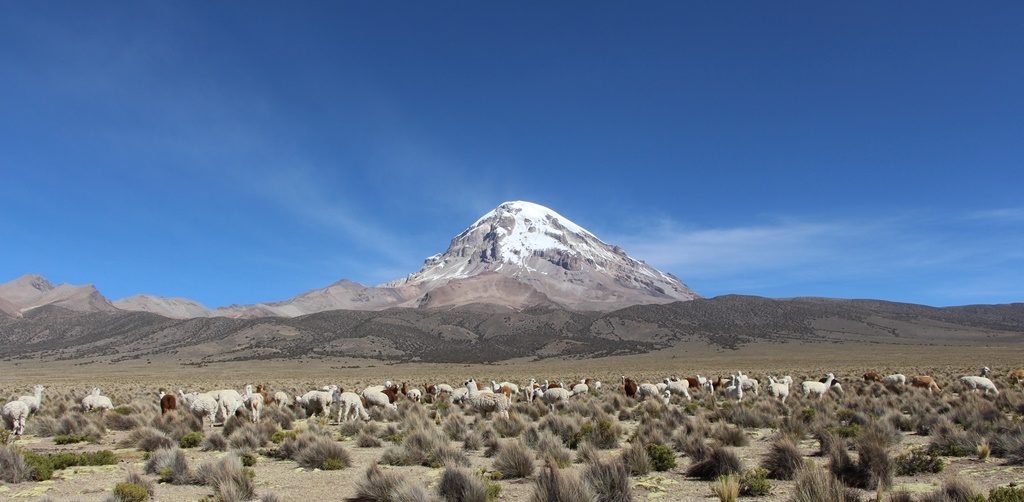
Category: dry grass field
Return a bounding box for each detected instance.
[2,342,1024,502]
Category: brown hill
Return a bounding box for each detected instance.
[1,296,1021,365]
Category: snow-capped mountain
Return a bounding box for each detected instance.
[384,201,698,310]
[3,201,698,318]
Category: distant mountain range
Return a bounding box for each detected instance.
[3,201,1022,364]
[0,201,697,319]
[1,296,1021,364]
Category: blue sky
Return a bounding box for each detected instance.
[1,2,1022,307]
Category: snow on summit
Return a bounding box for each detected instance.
[384,200,698,310]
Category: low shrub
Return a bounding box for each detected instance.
[739,468,771,496]
[179,431,204,448]
[989,485,1024,502]
[895,448,945,476]
[111,482,149,502]
[645,443,676,472]
[54,433,98,445]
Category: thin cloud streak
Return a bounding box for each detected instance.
[613,211,1024,304]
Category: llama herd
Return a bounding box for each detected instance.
[0,366,1017,437]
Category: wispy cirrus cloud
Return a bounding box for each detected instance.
[612,210,1024,305]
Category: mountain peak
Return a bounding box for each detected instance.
[385,201,697,310]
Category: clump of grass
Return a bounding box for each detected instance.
[442,414,467,440]
[679,435,711,462]
[195,454,256,502]
[687,445,742,481]
[295,435,351,470]
[536,431,573,468]
[381,427,464,468]
[121,426,175,452]
[228,425,265,450]
[357,430,382,447]
[493,414,526,438]
[711,475,739,502]
[202,432,228,452]
[620,441,651,476]
[462,429,483,451]
[826,430,892,491]
[583,457,633,502]
[437,466,489,502]
[493,440,535,479]
[977,439,991,460]
[144,448,193,484]
[762,435,803,480]
[790,464,860,502]
[713,424,749,447]
[0,445,33,483]
[352,464,427,501]
[570,416,622,449]
[576,441,601,465]
[928,421,982,457]
[919,477,980,502]
[530,461,595,502]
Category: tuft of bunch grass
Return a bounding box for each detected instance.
[530,461,595,502]
[195,454,256,502]
[762,435,803,480]
[295,435,351,470]
[790,464,861,502]
[713,424,749,447]
[711,475,739,502]
[576,441,601,465]
[228,425,265,451]
[493,440,535,479]
[202,432,228,452]
[349,464,426,502]
[583,458,633,502]
[826,429,892,491]
[144,448,193,484]
[687,445,742,481]
[919,477,980,502]
[121,426,175,452]
[0,445,33,483]
[493,414,526,438]
[536,431,573,468]
[620,441,651,476]
[357,430,382,448]
[437,466,489,502]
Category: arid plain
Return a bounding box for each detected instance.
[3,341,1024,501]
